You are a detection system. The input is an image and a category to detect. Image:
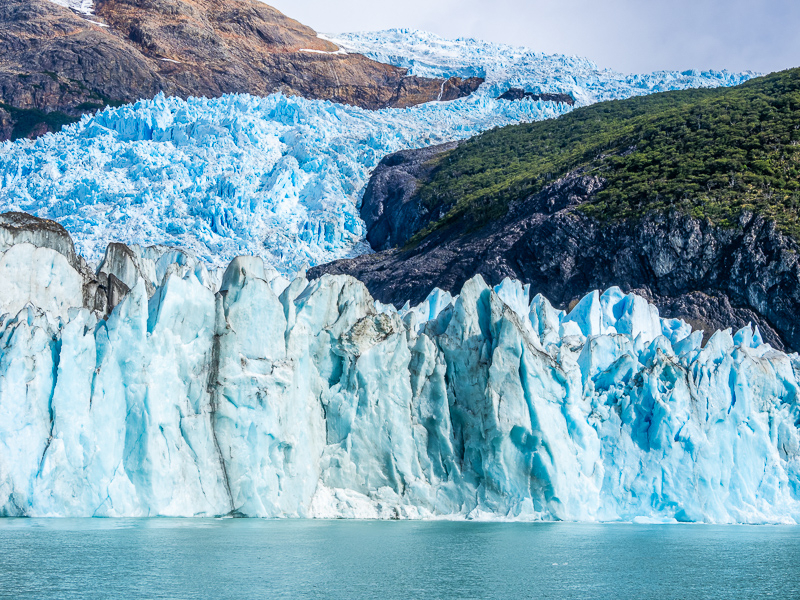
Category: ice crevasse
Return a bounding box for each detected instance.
[0,232,798,522]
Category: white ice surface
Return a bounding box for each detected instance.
[0,30,753,275]
[0,247,798,522]
[47,0,94,15]
[325,29,755,102]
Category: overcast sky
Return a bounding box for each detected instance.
[267,0,799,75]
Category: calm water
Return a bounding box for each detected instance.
[0,520,798,600]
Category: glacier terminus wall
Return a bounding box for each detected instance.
[0,219,799,522]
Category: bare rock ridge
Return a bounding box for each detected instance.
[310,146,800,353]
[0,0,483,140]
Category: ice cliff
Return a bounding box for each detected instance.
[0,30,753,274]
[1,221,798,522]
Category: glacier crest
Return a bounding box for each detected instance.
[327,29,755,102]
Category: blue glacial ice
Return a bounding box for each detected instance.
[0,237,798,522]
[0,31,754,274]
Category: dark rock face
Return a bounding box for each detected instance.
[361,141,461,251]
[0,107,14,140]
[0,0,483,140]
[497,88,575,105]
[312,149,800,352]
[439,77,486,102]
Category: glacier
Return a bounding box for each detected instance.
[326,29,753,102]
[1,227,798,522]
[0,30,754,275]
[0,92,570,274]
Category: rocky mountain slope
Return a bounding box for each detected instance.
[312,70,800,352]
[0,0,481,140]
[1,212,799,522]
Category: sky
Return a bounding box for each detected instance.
[267,0,799,75]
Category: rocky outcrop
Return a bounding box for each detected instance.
[0,0,483,140]
[312,153,800,352]
[497,88,575,105]
[360,141,461,251]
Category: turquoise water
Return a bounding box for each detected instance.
[0,520,798,599]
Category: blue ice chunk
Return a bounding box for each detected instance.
[673,330,703,359]
[562,290,601,337]
[494,278,530,323]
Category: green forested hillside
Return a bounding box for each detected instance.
[415,68,800,241]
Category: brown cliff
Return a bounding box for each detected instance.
[0,0,483,140]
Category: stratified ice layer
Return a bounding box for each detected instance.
[0,31,753,274]
[1,239,798,522]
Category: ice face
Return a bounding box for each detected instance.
[0,30,753,276]
[0,239,798,522]
[0,244,84,320]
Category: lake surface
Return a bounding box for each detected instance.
[0,519,798,599]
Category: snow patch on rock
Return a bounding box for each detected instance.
[47,0,94,15]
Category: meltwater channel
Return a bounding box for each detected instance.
[0,520,798,599]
